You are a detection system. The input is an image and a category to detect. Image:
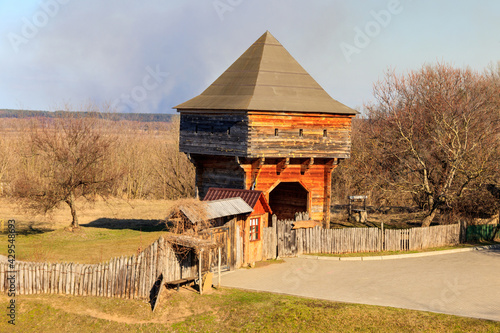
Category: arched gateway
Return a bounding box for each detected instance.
[175,31,357,227]
[269,182,309,220]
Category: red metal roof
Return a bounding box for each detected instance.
[203,188,263,208]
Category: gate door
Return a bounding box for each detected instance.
[204,226,230,272]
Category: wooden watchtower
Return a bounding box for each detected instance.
[175,31,357,227]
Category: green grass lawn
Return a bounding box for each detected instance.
[1,289,498,332]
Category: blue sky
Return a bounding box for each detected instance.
[1,0,499,113]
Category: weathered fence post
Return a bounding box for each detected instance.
[380,222,385,251]
[199,249,203,295]
[459,220,467,243]
[273,215,280,259]
[218,247,221,288]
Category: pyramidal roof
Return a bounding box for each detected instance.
[175,31,357,114]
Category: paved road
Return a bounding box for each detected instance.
[221,248,500,321]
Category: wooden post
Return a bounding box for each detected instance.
[381,222,384,252]
[199,249,203,295]
[218,247,221,288]
[459,220,467,243]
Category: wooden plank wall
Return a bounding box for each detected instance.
[200,222,236,271]
[262,219,461,257]
[247,112,353,158]
[0,236,205,299]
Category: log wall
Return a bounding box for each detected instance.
[180,110,352,224]
[191,155,246,199]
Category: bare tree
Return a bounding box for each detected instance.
[331,117,407,208]
[110,117,194,200]
[151,118,195,199]
[13,110,121,228]
[367,63,500,226]
[0,137,9,195]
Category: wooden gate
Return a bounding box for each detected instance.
[201,225,231,272]
[277,219,298,257]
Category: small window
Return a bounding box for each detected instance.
[274,128,279,136]
[323,129,327,138]
[249,218,260,241]
[299,129,303,137]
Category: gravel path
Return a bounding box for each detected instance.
[221,248,500,321]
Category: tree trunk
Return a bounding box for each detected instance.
[421,208,438,227]
[65,192,79,228]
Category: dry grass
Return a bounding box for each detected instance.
[0,197,175,263]
[0,197,174,231]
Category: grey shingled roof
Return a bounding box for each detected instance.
[175,31,357,115]
[181,197,253,223]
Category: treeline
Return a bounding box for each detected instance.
[0,109,173,122]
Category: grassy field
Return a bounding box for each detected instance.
[0,198,172,263]
[2,289,500,333]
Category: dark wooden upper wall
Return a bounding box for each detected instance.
[179,111,248,156]
[179,110,353,158]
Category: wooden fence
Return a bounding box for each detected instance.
[466,224,500,242]
[262,215,462,258]
[2,220,465,298]
[0,236,200,299]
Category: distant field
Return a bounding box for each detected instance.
[0,109,174,122]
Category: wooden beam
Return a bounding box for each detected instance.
[276,157,289,175]
[186,154,203,199]
[300,158,314,175]
[325,158,338,171]
[251,158,265,189]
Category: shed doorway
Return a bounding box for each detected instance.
[269,182,308,220]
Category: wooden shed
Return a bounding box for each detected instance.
[176,31,357,227]
[204,188,272,265]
